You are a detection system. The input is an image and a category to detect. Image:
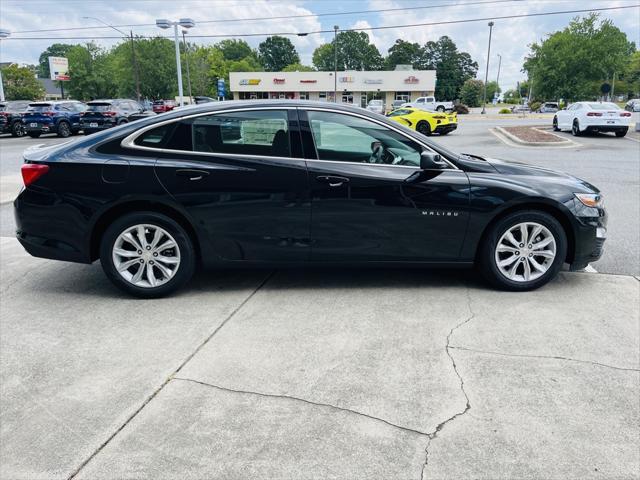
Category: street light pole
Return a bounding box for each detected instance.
[496,54,502,88]
[0,29,9,101]
[333,25,339,103]
[83,17,140,101]
[156,18,195,107]
[481,21,494,115]
[182,30,193,102]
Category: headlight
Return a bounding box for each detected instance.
[574,193,604,208]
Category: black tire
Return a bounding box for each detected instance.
[57,121,71,138]
[615,129,628,138]
[11,121,25,137]
[118,119,129,125]
[571,119,581,136]
[478,210,567,291]
[416,121,432,136]
[28,132,41,138]
[100,212,196,298]
[436,106,445,112]
[552,116,560,131]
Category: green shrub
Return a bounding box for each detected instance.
[498,108,512,114]
[529,101,541,112]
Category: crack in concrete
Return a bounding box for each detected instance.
[173,377,431,437]
[421,286,474,480]
[66,270,275,480]
[448,346,640,372]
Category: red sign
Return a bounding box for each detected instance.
[273,78,286,84]
[404,76,419,84]
[300,79,317,83]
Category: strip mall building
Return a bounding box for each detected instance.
[229,70,436,107]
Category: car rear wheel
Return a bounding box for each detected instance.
[552,116,560,131]
[571,119,581,136]
[479,210,567,291]
[436,106,445,112]
[11,121,25,137]
[100,212,195,298]
[416,121,432,136]
[615,129,628,138]
[57,121,71,138]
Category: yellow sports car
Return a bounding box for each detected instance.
[386,107,457,136]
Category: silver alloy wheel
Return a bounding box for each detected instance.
[494,222,557,283]
[112,224,181,288]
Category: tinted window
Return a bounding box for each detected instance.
[387,109,412,117]
[192,110,290,157]
[307,110,422,167]
[134,123,174,147]
[27,104,52,112]
[87,103,113,112]
[587,102,620,110]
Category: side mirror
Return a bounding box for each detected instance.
[420,151,446,170]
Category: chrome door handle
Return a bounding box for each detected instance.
[176,169,210,181]
[317,175,349,187]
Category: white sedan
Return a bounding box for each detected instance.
[553,101,631,137]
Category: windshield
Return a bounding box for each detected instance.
[87,103,113,111]
[588,102,620,110]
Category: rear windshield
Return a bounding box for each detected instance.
[153,101,165,105]
[544,103,558,107]
[87,103,113,111]
[587,103,620,110]
[27,104,53,112]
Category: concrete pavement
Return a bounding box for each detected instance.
[1,238,638,479]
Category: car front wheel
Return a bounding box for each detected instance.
[100,212,196,298]
[479,211,567,291]
[552,116,560,131]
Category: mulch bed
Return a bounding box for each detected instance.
[502,126,565,143]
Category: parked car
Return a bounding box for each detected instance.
[194,96,216,104]
[511,104,531,114]
[553,101,631,137]
[390,99,407,111]
[152,100,176,113]
[387,107,457,135]
[80,99,144,135]
[366,99,385,115]
[23,101,86,138]
[128,110,157,122]
[624,99,640,112]
[0,100,31,137]
[14,101,607,297]
[403,96,453,112]
[537,102,559,113]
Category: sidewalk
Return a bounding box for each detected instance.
[1,237,638,479]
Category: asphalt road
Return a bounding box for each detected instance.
[1,117,638,275]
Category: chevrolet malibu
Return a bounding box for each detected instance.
[14,101,606,297]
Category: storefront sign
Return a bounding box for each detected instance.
[364,79,383,84]
[273,78,286,84]
[300,79,317,83]
[404,76,419,84]
[239,79,261,85]
[339,76,354,83]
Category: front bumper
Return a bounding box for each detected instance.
[569,203,607,270]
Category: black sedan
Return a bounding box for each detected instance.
[14,101,606,297]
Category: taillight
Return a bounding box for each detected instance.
[586,112,602,117]
[44,111,56,116]
[21,163,50,187]
[620,112,631,117]
[103,111,117,116]
[432,115,446,119]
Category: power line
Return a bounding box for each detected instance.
[5,4,639,40]
[10,0,522,34]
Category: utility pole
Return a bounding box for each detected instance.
[333,25,339,103]
[481,21,494,114]
[182,30,193,101]
[496,53,502,89]
[130,31,141,101]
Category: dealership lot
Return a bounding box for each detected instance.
[0,117,638,478]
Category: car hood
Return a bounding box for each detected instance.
[484,157,600,194]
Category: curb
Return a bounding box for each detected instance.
[493,126,580,148]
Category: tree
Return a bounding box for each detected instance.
[217,39,255,62]
[460,79,484,107]
[0,64,45,100]
[312,31,383,71]
[282,63,315,72]
[37,43,75,78]
[623,51,640,97]
[523,14,635,101]
[502,89,520,103]
[258,36,300,72]
[418,36,478,100]
[485,81,501,101]
[385,39,423,70]
[65,42,118,100]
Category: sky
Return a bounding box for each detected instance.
[0,0,638,92]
